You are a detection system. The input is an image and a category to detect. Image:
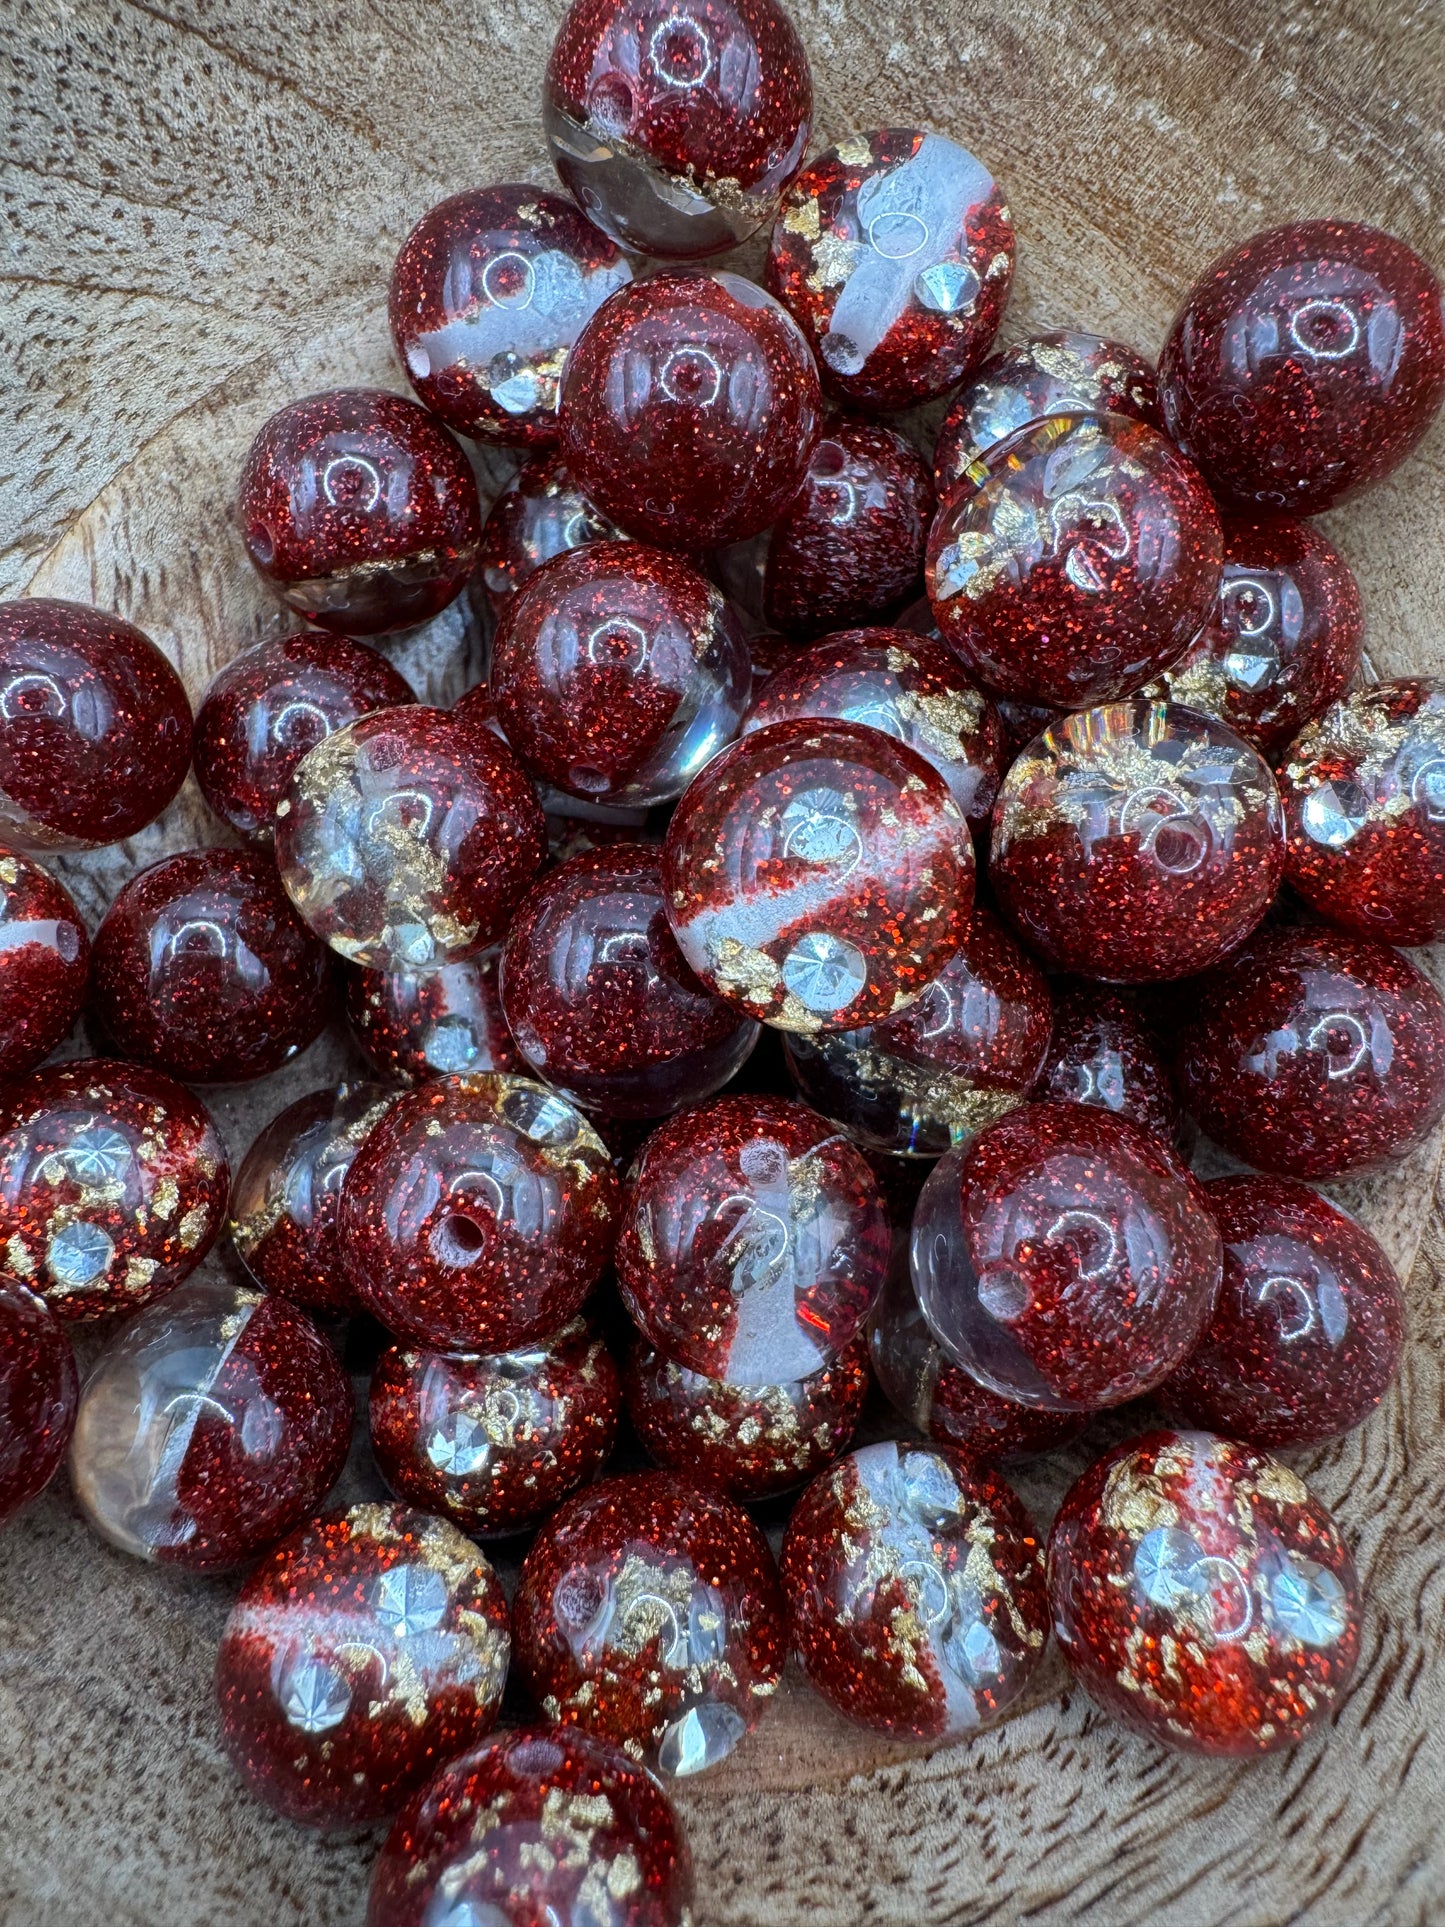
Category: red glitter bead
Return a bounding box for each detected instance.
[346,948,525,1083]
[1172,926,1445,1178]
[781,1439,1049,1740]
[990,702,1285,983]
[0,847,89,1077]
[237,389,483,635]
[662,718,974,1034]
[766,129,1014,412]
[783,905,1053,1157]
[1279,678,1445,946]
[0,1280,77,1527]
[1048,1429,1362,1755]
[369,1318,621,1537]
[616,1092,889,1383]
[544,0,811,258]
[926,414,1222,709]
[338,1073,620,1352]
[1159,220,1445,514]
[1154,517,1363,754]
[1160,1175,1404,1448]
[193,630,416,841]
[389,185,632,447]
[0,1059,228,1321]
[933,329,1161,500]
[742,627,1008,832]
[230,1083,395,1317]
[216,1500,511,1828]
[69,1282,352,1570]
[1032,983,1181,1145]
[490,542,751,806]
[559,271,823,551]
[90,847,335,1084]
[274,704,546,970]
[0,599,191,850]
[476,452,626,621]
[500,844,758,1121]
[513,1469,786,1776]
[911,1102,1222,1413]
[367,1727,695,1927]
[623,1330,868,1500]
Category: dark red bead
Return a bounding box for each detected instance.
[0,598,191,849]
[0,1280,77,1527]
[559,271,823,551]
[389,185,632,446]
[0,847,89,1077]
[767,129,1014,411]
[368,1727,695,1927]
[0,1059,228,1321]
[1032,983,1181,1145]
[1159,219,1445,514]
[926,414,1222,709]
[90,847,335,1084]
[1048,1430,1362,1754]
[1279,677,1445,946]
[513,1469,786,1776]
[990,702,1285,983]
[476,452,626,621]
[369,1318,621,1537]
[216,1501,511,1828]
[1160,1175,1404,1447]
[781,1440,1050,1740]
[544,0,811,258]
[193,629,416,841]
[237,389,483,635]
[1173,926,1445,1178]
[346,948,524,1083]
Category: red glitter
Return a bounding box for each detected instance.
[1032,983,1182,1146]
[0,1280,77,1526]
[0,847,90,1077]
[345,947,525,1083]
[476,452,626,620]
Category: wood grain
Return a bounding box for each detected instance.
[3,0,1445,1921]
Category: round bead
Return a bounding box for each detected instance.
[389,185,632,446]
[69,1282,352,1570]
[911,1103,1222,1413]
[783,906,1053,1157]
[367,1727,695,1927]
[0,599,191,850]
[767,129,1014,411]
[1158,219,1445,514]
[781,1439,1049,1740]
[1279,677,1445,946]
[616,1093,889,1383]
[742,627,1008,831]
[237,389,483,635]
[0,1281,77,1527]
[926,414,1222,709]
[476,452,625,620]
[933,329,1161,498]
[1160,1175,1404,1447]
[544,0,811,259]
[0,1059,228,1321]
[1048,1429,1362,1755]
[490,542,751,806]
[662,718,974,1034]
[1032,983,1181,1145]
[513,1469,785,1777]
[624,1330,868,1500]
[990,702,1285,983]
[345,948,524,1083]
[559,271,823,551]
[338,1073,619,1352]
[1173,926,1445,1179]
[193,630,416,841]
[0,847,90,1077]
[90,847,335,1083]
[500,844,758,1121]
[216,1501,511,1829]
[229,1082,395,1317]
[369,1319,621,1537]
[1154,517,1363,754]
[274,704,546,970]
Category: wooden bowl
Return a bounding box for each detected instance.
[5,3,1445,1922]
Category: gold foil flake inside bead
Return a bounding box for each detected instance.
[1100,1456,1180,1539]
[5,1236,34,1278]
[295,729,364,811]
[885,646,918,674]
[809,230,865,293]
[0,859,16,885]
[416,1514,488,1590]
[346,1502,406,1544]
[1250,1461,1309,1508]
[607,1554,702,1661]
[1027,341,1100,385]
[177,1204,210,1251]
[606,1851,643,1901]
[887,1601,931,1694]
[834,133,874,167]
[150,1176,179,1222]
[1163,652,1231,718]
[906,686,987,762]
[1243,1625,1272,1665]
[709,935,780,1003]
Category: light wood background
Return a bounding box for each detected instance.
[3,1,1445,1922]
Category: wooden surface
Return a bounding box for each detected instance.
[4,1,1445,1921]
